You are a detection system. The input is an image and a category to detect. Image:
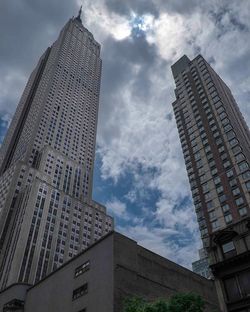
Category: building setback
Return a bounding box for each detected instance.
[171,55,250,311]
[0,9,113,290]
[0,232,220,312]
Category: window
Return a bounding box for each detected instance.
[194,152,201,160]
[239,162,249,173]
[202,183,209,192]
[226,131,235,140]
[222,241,235,253]
[239,207,247,216]
[209,160,216,168]
[214,176,221,185]
[225,214,232,223]
[219,112,227,120]
[222,204,230,213]
[223,161,231,169]
[235,153,245,162]
[229,179,237,187]
[196,160,203,168]
[238,270,250,297]
[204,192,211,201]
[75,260,90,277]
[72,283,88,300]
[200,228,208,236]
[229,138,238,147]
[207,201,213,210]
[219,194,227,203]
[230,184,241,195]
[236,197,244,207]
[218,146,225,153]
[216,186,223,194]
[223,124,232,132]
[246,181,250,190]
[242,171,250,180]
[205,146,211,153]
[209,210,216,220]
[211,220,219,230]
[221,153,227,161]
[224,270,250,302]
[211,168,218,175]
[226,170,234,178]
[224,277,241,302]
[200,174,206,182]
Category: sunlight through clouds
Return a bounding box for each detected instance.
[77,0,131,41]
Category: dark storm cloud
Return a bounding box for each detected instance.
[104,0,203,17]
[98,30,169,145]
[104,0,159,17]
[0,0,77,117]
[156,0,201,15]
[101,34,160,95]
[0,0,76,74]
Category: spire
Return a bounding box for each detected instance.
[76,5,82,23]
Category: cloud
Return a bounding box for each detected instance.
[106,197,128,218]
[93,0,250,267]
[1,0,250,270]
[117,223,200,268]
[77,0,132,41]
[0,69,27,117]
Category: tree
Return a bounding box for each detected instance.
[167,293,205,312]
[123,293,205,312]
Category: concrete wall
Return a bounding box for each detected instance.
[2,232,220,312]
[24,233,114,312]
[113,232,219,312]
[0,283,30,311]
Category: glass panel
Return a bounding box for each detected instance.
[224,277,241,301]
[222,241,235,253]
[238,270,250,297]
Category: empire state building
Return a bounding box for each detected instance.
[0,8,113,289]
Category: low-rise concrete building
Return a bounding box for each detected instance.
[0,232,220,311]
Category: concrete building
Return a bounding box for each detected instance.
[0,232,220,312]
[171,55,250,311]
[192,248,212,279]
[0,9,113,290]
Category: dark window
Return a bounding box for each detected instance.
[224,277,241,301]
[222,241,235,254]
[72,283,88,300]
[224,270,250,302]
[3,299,24,311]
[238,270,250,297]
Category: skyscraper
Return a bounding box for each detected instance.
[192,248,212,279]
[0,9,113,290]
[171,55,250,311]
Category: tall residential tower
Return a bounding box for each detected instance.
[172,55,250,311]
[0,9,113,290]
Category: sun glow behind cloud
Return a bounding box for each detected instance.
[130,12,154,37]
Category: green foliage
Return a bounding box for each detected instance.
[123,297,146,312]
[167,293,205,312]
[123,293,205,312]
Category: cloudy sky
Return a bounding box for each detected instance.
[1,0,250,268]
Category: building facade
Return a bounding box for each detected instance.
[171,55,250,311]
[0,10,113,290]
[192,248,212,279]
[0,232,220,312]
